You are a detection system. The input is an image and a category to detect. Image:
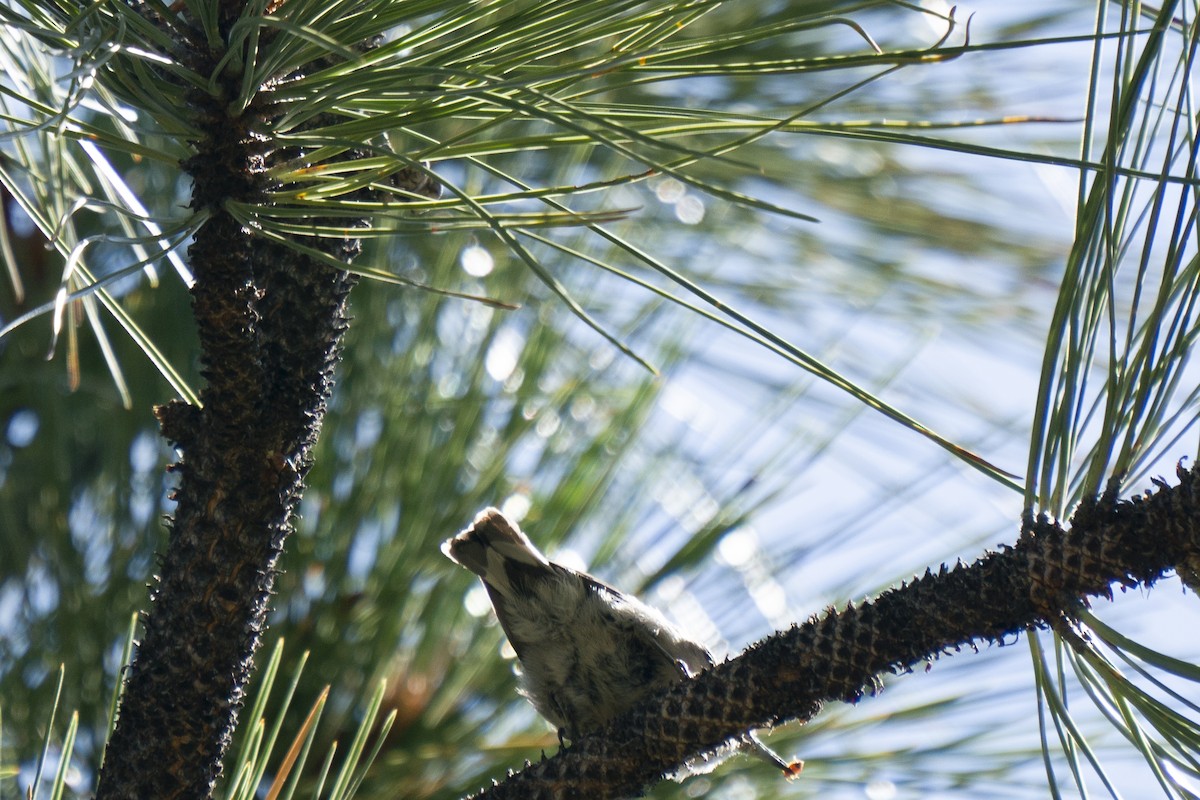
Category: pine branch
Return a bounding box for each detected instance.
[93,6,369,797]
[470,465,1200,799]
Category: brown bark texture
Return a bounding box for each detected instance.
[95,6,361,798]
[469,467,1200,799]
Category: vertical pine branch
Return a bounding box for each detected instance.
[94,6,365,797]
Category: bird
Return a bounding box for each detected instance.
[442,506,802,779]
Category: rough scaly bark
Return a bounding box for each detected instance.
[96,6,367,797]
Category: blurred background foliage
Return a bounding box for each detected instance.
[2,0,1199,798]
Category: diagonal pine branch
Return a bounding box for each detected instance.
[471,464,1200,799]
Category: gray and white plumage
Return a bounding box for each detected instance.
[442,507,801,778]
